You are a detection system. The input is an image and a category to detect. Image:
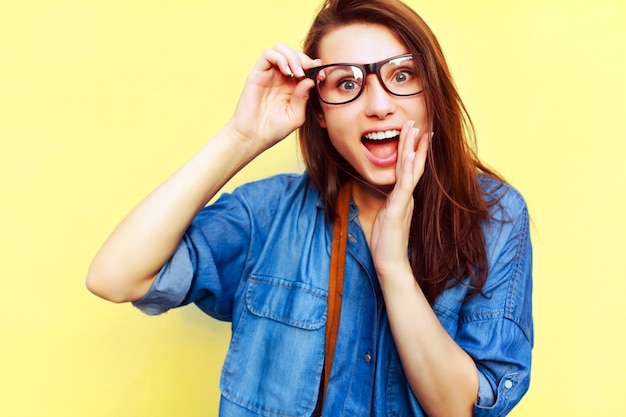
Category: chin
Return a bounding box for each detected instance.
[347,166,396,194]
[370,172,396,190]
[360,176,396,196]
[376,184,395,194]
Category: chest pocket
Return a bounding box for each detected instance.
[220,276,327,417]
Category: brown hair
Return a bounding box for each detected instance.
[299,0,505,303]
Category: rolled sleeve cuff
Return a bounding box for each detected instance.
[476,370,496,407]
[132,241,193,316]
[473,371,524,417]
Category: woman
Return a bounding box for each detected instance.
[87,0,533,416]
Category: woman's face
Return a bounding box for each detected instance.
[317,23,428,187]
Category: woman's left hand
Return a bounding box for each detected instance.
[370,120,431,281]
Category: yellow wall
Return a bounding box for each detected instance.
[1,0,624,416]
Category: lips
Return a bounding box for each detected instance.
[362,129,400,167]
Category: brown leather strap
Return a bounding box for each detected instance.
[321,181,352,409]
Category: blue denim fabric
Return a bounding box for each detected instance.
[134,173,533,417]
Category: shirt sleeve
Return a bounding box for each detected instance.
[130,175,302,320]
[132,237,196,316]
[476,370,496,406]
[437,185,533,416]
[473,190,533,416]
[131,188,258,321]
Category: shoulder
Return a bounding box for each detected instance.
[230,172,319,206]
[215,172,322,222]
[479,176,530,243]
[476,176,533,337]
[478,175,531,265]
[239,172,309,188]
[479,175,528,223]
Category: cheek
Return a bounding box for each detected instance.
[413,98,430,129]
[326,126,349,154]
[320,105,360,133]
[402,102,429,135]
[319,109,348,144]
[324,120,358,163]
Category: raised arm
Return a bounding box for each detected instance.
[86,44,320,303]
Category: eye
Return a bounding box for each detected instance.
[338,78,360,92]
[391,68,414,84]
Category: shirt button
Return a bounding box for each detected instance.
[503,380,513,390]
[364,352,372,364]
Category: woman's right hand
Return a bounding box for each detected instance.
[226,43,321,150]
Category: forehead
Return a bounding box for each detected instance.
[318,23,408,64]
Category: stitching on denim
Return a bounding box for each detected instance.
[245,279,326,329]
[248,275,327,299]
[221,292,321,417]
[504,205,528,318]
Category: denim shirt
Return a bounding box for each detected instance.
[134,173,533,417]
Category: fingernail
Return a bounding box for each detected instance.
[296,66,305,77]
[412,127,420,138]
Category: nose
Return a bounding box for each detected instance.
[363,74,395,119]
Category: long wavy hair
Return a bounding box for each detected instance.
[299,0,504,303]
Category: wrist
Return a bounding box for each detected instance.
[218,122,268,160]
[377,264,417,293]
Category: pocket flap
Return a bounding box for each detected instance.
[246,277,327,330]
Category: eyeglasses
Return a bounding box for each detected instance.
[306,54,423,105]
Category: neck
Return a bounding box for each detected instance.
[351,182,388,245]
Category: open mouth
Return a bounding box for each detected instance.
[362,130,400,164]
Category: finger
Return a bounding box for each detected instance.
[257,48,294,77]
[398,150,417,195]
[397,122,419,186]
[411,131,431,184]
[289,78,316,125]
[396,120,414,163]
[296,51,322,71]
[382,152,416,229]
[388,146,417,217]
[273,42,307,77]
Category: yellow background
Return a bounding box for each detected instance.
[1,0,624,416]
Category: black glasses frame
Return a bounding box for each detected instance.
[306,53,423,105]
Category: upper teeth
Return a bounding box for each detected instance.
[364,130,400,140]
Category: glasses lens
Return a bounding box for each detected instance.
[380,55,422,96]
[315,65,364,104]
